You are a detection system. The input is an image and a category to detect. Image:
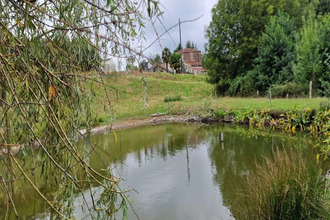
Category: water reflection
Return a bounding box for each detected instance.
[0,123,320,219]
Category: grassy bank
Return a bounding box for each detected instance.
[88,72,212,122]
[84,72,329,158]
[86,72,328,124]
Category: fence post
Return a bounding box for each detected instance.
[269,87,272,107]
[309,81,312,99]
[215,91,218,107]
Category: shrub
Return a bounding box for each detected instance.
[215,109,226,119]
[164,95,182,102]
[279,106,315,132]
[228,73,255,96]
[271,83,308,98]
[194,99,214,118]
[310,109,330,134]
[320,99,330,111]
[232,149,329,220]
[316,136,330,160]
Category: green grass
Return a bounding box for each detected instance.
[213,97,326,111]
[232,149,330,220]
[86,72,328,124]
[164,95,182,102]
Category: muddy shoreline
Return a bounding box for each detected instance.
[1,114,231,156]
[80,114,231,136]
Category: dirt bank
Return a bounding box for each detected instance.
[80,114,204,136]
[1,114,226,156]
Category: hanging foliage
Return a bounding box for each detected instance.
[0,0,159,219]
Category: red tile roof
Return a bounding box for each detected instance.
[176,48,201,54]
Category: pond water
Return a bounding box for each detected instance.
[0,123,320,219]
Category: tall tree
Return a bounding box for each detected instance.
[162,47,171,72]
[186,40,191,49]
[154,54,162,63]
[294,16,322,90]
[316,0,330,15]
[186,40,197,49]
[294,14,330,96]
[318,15,330,96]
[174,43,183,53]
[191,42,197,49]
[251,12,296,92]
[169,53,181,73]
[205,0,318,94]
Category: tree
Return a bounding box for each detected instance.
[186,40,197,49]
[186,40,191,49]
[294,16,322,91]
[0,0,159,218]
[174,43,183,53]
[191,42,197,49]
[205,0,318,94]
[162,47,171,72]
[294,14,330,96]
[250,12,296,92]
[318,15,330,96]
[316,0,330,15]
[153,54,162,63]
[169,53,181,73]
[205,0,252,93]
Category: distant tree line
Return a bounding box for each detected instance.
[205,0,330,97]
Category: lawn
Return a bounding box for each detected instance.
[86,72,329,124]
[213,97,326,111]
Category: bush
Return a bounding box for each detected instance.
[232,149,329,220]
[271,83,308,98]
[319,78,330,97]
[194,99,214,118]
[228,72,255,96]
[320,99,330,111]
[215,109,226,119]
[164,95,182,102]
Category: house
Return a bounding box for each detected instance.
[176,48,206,74]
[103,58,116,73]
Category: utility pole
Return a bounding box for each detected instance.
[179,18,183,74]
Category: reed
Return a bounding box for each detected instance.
[233,149,330,220]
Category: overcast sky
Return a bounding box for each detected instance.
[141,0,218,58]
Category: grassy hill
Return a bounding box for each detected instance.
[86,72,328,124]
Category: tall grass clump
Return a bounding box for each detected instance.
[164,95,182,102]
[233,149,330,220]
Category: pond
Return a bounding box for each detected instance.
[0,123,321,219]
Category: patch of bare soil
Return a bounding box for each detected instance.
[81,114,201,136]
